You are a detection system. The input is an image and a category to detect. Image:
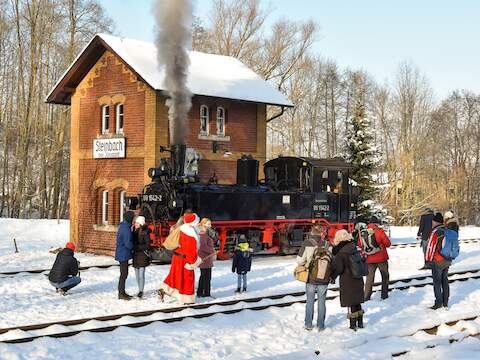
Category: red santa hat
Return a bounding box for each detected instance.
[184,213,199,226]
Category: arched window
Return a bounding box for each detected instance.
[200,105,209,135]
[116,103,124,134]
[102,190,109,225]
[101,105,110,134]
[216,107,225,136]
[119,190,126,223]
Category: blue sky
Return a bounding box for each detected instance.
[98,0,480,98]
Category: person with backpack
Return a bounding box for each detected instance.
[133,216,151,299]
[417,208,434,270]
[331,229,366,331]
[48,242,81,295]
[361,216,392,301]
[115,211,135,300]
[159,213,202,304]
[296,225,332,331]
[425,213,459,309]
[232,235,253,293]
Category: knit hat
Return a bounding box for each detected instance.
[370,215,380,224]
[238,234,248,243]
[135,216,146,226]
[65,242,76,251]
[432,212,444,224]
[333,229,353,245]
[124,211,135,224]
[184,213,200,226]
[444,211,454,221]
[446,217,458,225]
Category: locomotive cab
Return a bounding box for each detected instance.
[264,156,358,223]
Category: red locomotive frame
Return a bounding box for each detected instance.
[148,218,354,259]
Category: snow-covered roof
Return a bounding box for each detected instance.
[46,33,293,107]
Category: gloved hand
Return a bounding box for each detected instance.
[185,257,202,270]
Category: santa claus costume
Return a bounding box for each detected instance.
[159,213,202,304]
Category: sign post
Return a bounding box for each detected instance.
[93,138,126,159]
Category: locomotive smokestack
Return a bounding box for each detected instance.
[154,0,193,150]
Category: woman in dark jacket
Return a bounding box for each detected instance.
[133,216,151,298]
[197,218,217,298]
[331,229,365,330]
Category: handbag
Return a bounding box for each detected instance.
[294,265,309,283]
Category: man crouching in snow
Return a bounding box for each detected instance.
[48,242,81,295]
[158,213,202,304]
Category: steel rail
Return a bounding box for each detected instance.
[2,268,480,344]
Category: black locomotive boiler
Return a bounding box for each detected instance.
[128,145,360,258]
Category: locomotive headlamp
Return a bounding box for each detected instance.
[125,196,139,210]
[148,168,157,178]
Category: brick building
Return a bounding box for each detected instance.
[47,34,292,254]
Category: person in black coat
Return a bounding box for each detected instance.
[48,242,81,295]
[232,235,253,293]
[417,208,434,270]
[133,216,151,298]
[331,230,365,330]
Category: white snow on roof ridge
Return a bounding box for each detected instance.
[96,33,293,107]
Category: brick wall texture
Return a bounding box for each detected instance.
[70,50,267,254]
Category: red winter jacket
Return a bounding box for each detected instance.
[364,224,391,263]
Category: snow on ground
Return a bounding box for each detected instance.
[0,218,113,272]
[1,219,480,359]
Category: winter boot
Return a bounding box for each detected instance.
[158,289,165,302]
[242,287,247,293]
[118,292,132,301]
[235,288,241,293]
[349,318,357,331]
[357,311,364,329]
[137,291,143,299]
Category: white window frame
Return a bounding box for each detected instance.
[119,190,126,223]
[102,190,109,225]
[200,105,209,135]
[116,103,124,134]
[216,107,225,136]
[101,105,110,134]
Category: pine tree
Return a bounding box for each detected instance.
[346,102,380,220]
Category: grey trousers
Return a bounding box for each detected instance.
[364,262,389,300]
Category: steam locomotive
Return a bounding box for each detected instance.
[128,145,360,259]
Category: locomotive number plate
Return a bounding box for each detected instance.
[313,204,329,212]
[142,194,163,202]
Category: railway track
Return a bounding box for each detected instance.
[391,315,480,357]
[2,238,480,278]
[2,267,480,344]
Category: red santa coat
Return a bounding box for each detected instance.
[160,223,201,304]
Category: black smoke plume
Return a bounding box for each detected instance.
[155,0,193,145]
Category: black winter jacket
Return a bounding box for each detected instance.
[48,248,79,283]
[232,248,253,274]
[133,226,151,268]
[331,240,365,307]
[417,211,434,241]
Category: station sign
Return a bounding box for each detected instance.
[93,138,126,159]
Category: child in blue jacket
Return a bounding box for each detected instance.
[232,236,253,293]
